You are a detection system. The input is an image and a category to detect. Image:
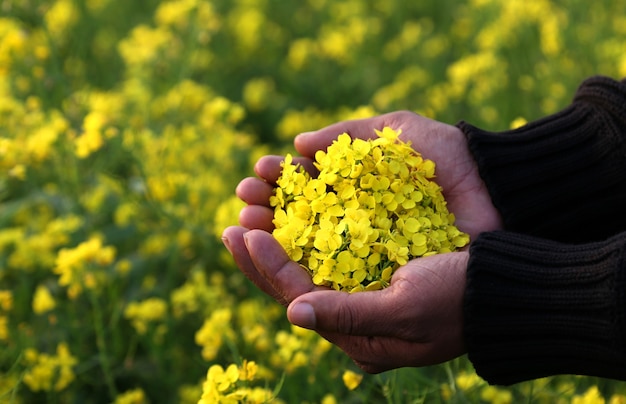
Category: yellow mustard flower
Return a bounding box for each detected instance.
[610,394,626,404]
[154,0,197,30]
[271,127,469,292]
[22,343,78,392]
[112,388,148,404]
[0,316,8,341]
[8,164,25,179]
[480,385,513,404]
[124,297,168,336]
[199,361,280,404]
[195,308,235,361]
[0,290,13,312]
[321,394,338,404]
[118,25,173,67]
[54,236,116,298]
[44,0,79,42]
[342,370,363,391]
[32,284,56,315]
[270,325,331,373]
[75,111,107,158]
[510,116,528,129]
[572,386,606,404]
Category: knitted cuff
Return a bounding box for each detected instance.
[458,76,626,243]
[464,231,626,385]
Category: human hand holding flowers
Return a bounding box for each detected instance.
[236,111,502,242]
[223,111,502,370]
[270,125,472,292]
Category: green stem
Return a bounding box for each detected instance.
[87,288,117,399]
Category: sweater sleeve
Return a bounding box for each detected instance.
[464,231,626,385]
[458,76,626,243]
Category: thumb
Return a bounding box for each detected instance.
[294,117,382,158]
[287,288,412,338]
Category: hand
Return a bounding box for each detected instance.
[222,227,469,372]
[237,111,502,242]
[225,111,502,372]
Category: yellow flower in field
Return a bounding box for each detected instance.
[319,29,351,63]
[8,164,25,179]
[85,0,112,12]
[455,371,483,391]
[195,308,235,361]
[342,370,363,391]
[271,127,469,292]
[0,290,13,312]
[510,116,528,129]
[572,386,606,404]
[610,394,626,404]
[214,196,246,240]
[44,0,78,41]
[480,385,513,404]
[0,316,8,341]
[75,111,107,158]
[54,236,116,298]
[321,394,338,404]
[236,299,281,353]
[276,107,329,140]
[199,360,280,404]
[238,360,258,381]
[26,122,61,162]
[118,25,173,67]
[32,284,56,314]
[270,325,330,373]
[228,7,266,51]
[155,0,196,30]
[124,297,168,336]
[287,38,317,70]
[0,18,27,69]
[242,77,276,112]
[34,45,50,60]
[112,388,148,404]
[22,343,78,392]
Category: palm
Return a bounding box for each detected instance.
[302,251,470,372]
[386,112,502,240]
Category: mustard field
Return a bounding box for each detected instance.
[1,0,626,402]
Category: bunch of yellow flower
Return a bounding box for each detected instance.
[22,343,78,393]
[199,360,281,404]
[271,127,469,292]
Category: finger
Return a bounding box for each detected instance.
[317,330,434,372]
[243,229,321,305]
[323,329,453,372]
[254,155,318,184]
[294,117,384,158]
[222,226,282,301]
[236,177,274,207]
[294,111,447,159]
[238,205,274,232]
[287,287,417,338]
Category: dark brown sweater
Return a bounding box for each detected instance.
[458,76,626,385]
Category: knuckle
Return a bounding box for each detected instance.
[335,301,358,335]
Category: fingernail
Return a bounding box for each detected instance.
[242,232,251,248]
[221,236,232,254]
[289,302,316,329]
[296,131,314,139]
